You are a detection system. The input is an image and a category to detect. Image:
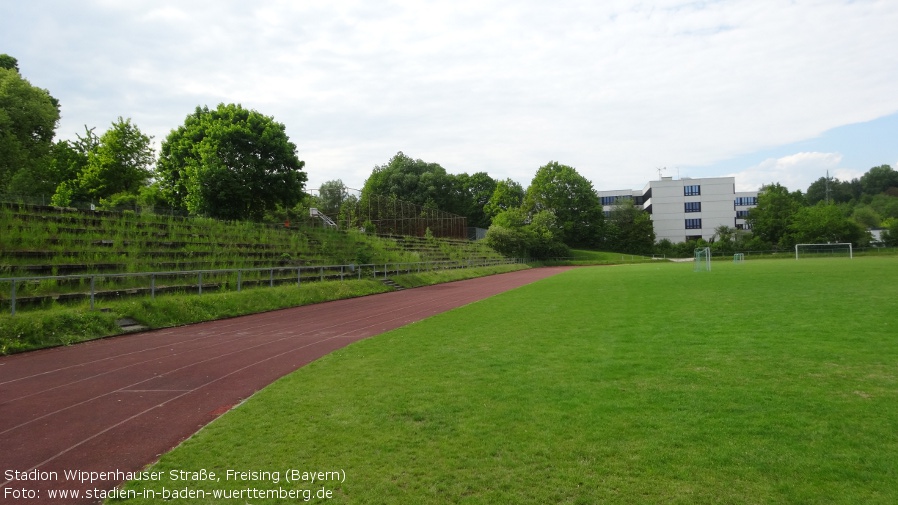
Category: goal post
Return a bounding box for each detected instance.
[794,243,853,259]
[694,247,711,272]
[733,253,745,263]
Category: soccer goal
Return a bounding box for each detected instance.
[794,243,853,259]
[694,247,711,272]
[733,253,745,263]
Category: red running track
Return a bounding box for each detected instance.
[0,267,570,504]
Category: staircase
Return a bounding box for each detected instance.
[309,208,338,228]
[380,278,405,291]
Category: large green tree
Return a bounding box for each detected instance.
[52,118,154,205]
[859,165,898,196]
[484,207,569,259]
[157,104,307,221]
[788,203,866,245]
[454,171,496,229]
[805,176,859,205]
[0,56,60,191]
[484,178,525,220]
[747,183,805,247]
[361,152,458,211]
[605,198,655,254]
[523,161,603,247]
[316,179,349,216]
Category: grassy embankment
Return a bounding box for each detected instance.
[0,204,517,354]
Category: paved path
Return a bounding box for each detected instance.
[0,267,570,504]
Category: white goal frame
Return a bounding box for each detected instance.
[794,243,853,260]
[733,253,745,263]
[694,247,711,272]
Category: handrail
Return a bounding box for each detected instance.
[0,258,523,315]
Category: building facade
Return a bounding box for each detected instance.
[598,176,758,243]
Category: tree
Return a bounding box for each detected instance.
[156,103,307,221]
[58,118,154,204]
[0,59,60,191]
[881,219,898,247]
[523,161,603,247]
[484,207,569,259]
[317,179,349,216]
[7,138,85,199]
[859,165,898,196]
[485,178,525,220]
[805,176,858,205]
[455,171,496,229]
[788,203,866,245]
[747,183,805,247]
[605,198,655,254]
[361,152,458,211]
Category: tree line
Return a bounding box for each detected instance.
[2,53,896,259]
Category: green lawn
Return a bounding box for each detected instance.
[114,257,898,504]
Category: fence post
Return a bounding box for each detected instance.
[90,276,95,310]
[297,267,301,286]
[237,270,242,292]
[151,273,156,300]
[11,279,16,316]
[198,272,203,295]
[340,265,344,281]
[319,267,323,282]
[270,269,274,288]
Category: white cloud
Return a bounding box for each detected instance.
[4,0,898,193]
[727,152,869,193]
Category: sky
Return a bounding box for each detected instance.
[4,0,898,195]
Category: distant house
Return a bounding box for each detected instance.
[597,176,758,243]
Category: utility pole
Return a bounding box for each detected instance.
[825,170,831,204]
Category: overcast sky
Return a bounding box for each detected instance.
[5,0,898,194]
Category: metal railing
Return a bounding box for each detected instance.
[0,257,523,316]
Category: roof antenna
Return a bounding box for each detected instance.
[657,167,666,180]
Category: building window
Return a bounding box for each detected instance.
[684,185,701,196]
[736,210,750,218]
[735,196,757,206]
[685,218,702,229]
[685,202,701,213]
[601,195,632,206]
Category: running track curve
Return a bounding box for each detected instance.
[0,267,571,504]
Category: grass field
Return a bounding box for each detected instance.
[114,257,898,504]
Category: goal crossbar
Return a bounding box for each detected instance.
[794,243,853,259]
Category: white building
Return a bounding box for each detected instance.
[598,176,758,243]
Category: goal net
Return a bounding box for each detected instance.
[733,253,745,263]
[694,247,711,272]
[794,243,853,259]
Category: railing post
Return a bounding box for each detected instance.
[151,273,156,300]
[237,270,242,292]
[340,265,344,281]
[270,269,274,288]
[198,272,203,295]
